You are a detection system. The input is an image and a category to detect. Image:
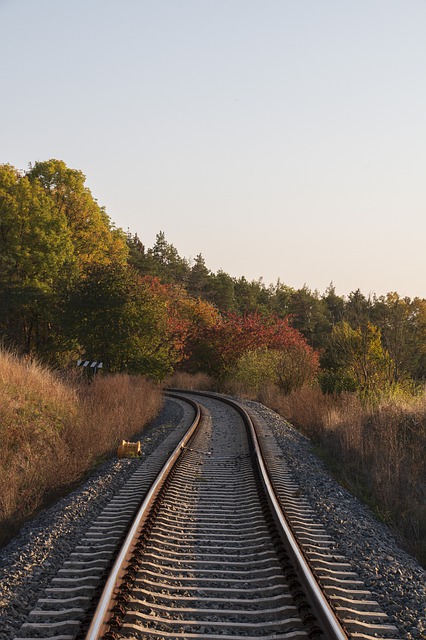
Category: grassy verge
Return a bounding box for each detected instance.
[167,372,426,567]
[257,385,426,566]
[258,388,426,566]
[0,348,163,546]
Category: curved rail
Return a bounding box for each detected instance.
[168,389,348,640]
[85,394,202,640]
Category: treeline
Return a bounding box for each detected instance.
[1,160,425,398]
[127,231,426,398]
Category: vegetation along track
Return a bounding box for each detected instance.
[14,391,401,640]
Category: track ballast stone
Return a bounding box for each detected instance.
[0,400,186,640]
[241,399,425,640]
[0,397,424,639]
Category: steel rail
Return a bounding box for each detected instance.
[169,389,349,640]
[245,406,348,640]
[84,394,202,640]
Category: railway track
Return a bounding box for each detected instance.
[14,391,401,640]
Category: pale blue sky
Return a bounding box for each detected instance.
[1,0,425,298]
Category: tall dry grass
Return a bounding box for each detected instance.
[164,371,216,391]
[169,370,425,565]
[256,384,426,566]
[0,349,162,546]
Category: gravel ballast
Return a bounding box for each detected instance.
[0,399,186,640]
[0,396,424,639]
[242,400,426,640]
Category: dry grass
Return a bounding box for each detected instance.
[142,368,426,565]
[246,383,426,566]
[0,348,163,546]
[164,371,215,391]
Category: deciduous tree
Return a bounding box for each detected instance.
[373,292,426,384]
[64,264,173,378]
[27,159,128,270]
[0,164,75,354]
[327,321,396,398]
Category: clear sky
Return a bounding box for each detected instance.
[1,0,425,299]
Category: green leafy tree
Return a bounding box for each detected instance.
[234,348,277,391]
[373,292,426,384]
[235,345,319,394]
[326,321,396,398]
[0,164,75,354]
[65,264,173,378]
[27,159,128,270]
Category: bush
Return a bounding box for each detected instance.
[234,346,319,395]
